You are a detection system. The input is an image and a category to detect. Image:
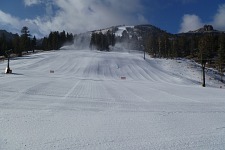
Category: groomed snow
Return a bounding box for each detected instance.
[0,49,225,150]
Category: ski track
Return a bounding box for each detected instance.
[0,49,225,150]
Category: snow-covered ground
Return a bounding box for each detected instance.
[0,49,225,150]
[115,26,134,37]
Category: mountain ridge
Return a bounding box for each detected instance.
[178,25,224,35]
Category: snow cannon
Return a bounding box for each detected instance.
[5,67,12,74]
[5,49,12,74]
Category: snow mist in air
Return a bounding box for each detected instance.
[61,32,91,50]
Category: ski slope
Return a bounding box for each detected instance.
[0,49,225,150]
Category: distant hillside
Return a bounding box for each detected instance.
[92,24,168,36]
[114,24,169,50]
[74,24,171,50]
[0,30,16,41]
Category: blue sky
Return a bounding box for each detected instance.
[0,0,225,37]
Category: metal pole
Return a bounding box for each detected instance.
[142,45,145,60]
[202,63,206,87]
[7,56,10,69]
[144,49,145,60]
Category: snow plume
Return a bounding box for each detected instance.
[110,42,142,53]
[61,32,92,50]
[73,33,92,50]
[110,42,130,52]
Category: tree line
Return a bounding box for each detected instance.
[144,32,225,82]
[42,31,74,51]
[0,26,74,58]
[0,27,36,57]
[90,30,116,51]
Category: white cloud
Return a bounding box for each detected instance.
[24,0,41,6]
[213,4,225,31]
[0,10,42,37]
[179,3,225,33]
[0,10,21,32]
[47,0,146,32]
[23,0,147,37]
[0,0,148,37]
[179,14,203,33]
[0,10,19,25]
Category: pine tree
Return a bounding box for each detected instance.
[217,33,225,81]
[60,31,66,47]
[161,33,170,58]
[198,35,211,87]
[0,33,7,56]
[12,34,21,56]
[171,37,179,58]
[90,31,115,51]
[20,26,31,54]
[145,35,158,57]
[158,36,162,58]
[66,32,74,44]
[42,37,48,50]
[31,36,36,52]
[178,36,186,57]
